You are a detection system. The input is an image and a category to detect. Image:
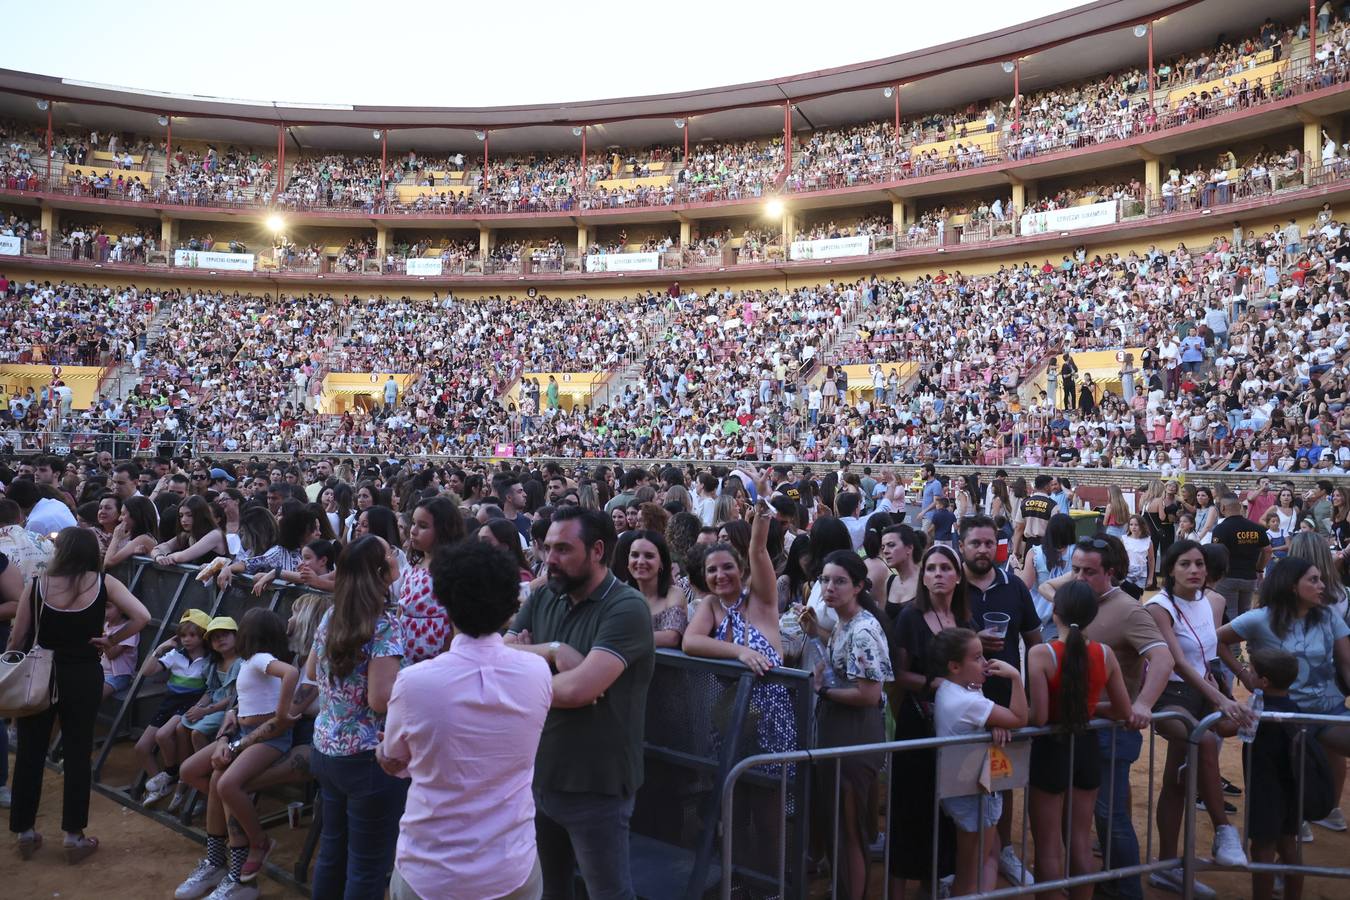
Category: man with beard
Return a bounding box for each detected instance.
[506,505,654,900]
[959,514,1042,888]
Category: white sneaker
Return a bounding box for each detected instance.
[1299,821,1315,843]
[175,859,226,900]
[1312,807,1348,831]
[1148,865,1216,898]
[167,786,189,814]
[143,772,177,806]
[1212,824,1247,867]
[205,875,259,900]
[0,786,10,808]
[999,845,1035,886]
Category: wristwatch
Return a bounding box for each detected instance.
[226,737,244,757]
[547,641,562,673]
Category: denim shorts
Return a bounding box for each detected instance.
[187,709,226,737]
[239,721,293,755]
[942,791,1002,833]
[103,673,132,694]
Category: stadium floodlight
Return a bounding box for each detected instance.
[883,86,894,98]
[1002,61,1016,74]
[674,118,686,129]
[474,131,486,141]
[35,99,49,111]
[266,214,285,233]
[1134,24,1149,38]
[572,127,583,136]
[372,130,382,140]
[158,115,170,127]
[766,198,785,218]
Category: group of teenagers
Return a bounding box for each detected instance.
[2,451,1350,900]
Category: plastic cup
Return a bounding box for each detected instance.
[287,801,304,829]
[983,612,1011,638]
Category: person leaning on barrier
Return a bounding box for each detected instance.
[505,505,654,900]
[1036,534,1174,900]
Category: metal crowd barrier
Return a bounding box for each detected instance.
[720,713,1192,900]
[1182,710,1350,900]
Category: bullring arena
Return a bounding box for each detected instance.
[2,0,1350,897]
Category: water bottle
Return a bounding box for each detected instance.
[803,637,836,688]
[1238,689,1263,744]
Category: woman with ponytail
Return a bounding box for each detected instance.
[810,549,893,900]
[1026,582,1137,900]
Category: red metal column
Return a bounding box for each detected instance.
[783,103,792,175]
[581,126,587,172]
[1013,60,1021,131]
[380,130,387,194]
[45,106,52,186]
[483,132,490,186]
[277,125,285,202]
[894,88,901,143]
[165,117,172,173]
[1147,22,1155,109]
[683,119,689,160]
[1311,0,1318,59]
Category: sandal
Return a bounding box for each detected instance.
[239,836,274,883]
[64,835,98,865]
[16,832,42,860]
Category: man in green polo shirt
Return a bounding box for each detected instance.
[508,505,654,900]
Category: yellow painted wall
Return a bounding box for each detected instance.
[511,372,611,411]
[318,372,416,414]
[1025,349,1144,398]
[0,365,110,409]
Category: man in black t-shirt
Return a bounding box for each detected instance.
[1212,497,1272,620]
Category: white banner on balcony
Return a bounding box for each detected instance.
[788,234,870,261]
[584,252,660,272]
[405,258,444,276]
[0,235,20,256]
[173,249,256,271]
[1019,200,1117,236]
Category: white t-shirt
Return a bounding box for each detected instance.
[236,652,284,717]
[935,678,994,738]
[1144,589,1217,681]
[26,497,76,536]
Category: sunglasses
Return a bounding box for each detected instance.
[1076,537,1110,550]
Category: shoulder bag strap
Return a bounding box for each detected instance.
[28,575,43,650]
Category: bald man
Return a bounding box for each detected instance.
[1211,496,1272,620]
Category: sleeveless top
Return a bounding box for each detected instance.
[35,574,108,664]
[1044,638,1107,724]
[396,564,450,664]
[1144,589,1216,682]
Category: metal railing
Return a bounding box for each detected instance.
[719,713,1190,899]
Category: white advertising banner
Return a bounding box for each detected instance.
[0,235,21,256]
[584,252,660,273]
[788,234,870,261]
[174,249,255,271]
[1019,200,1117,236]
[405,257,444,276]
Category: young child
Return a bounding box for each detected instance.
[929,496,958,549]
[136,609,211,806]
[171,616,242,813]
[1245,647,1305,900]
[932,626,1029,897]
[1026,582,1140,900]
[100,602,141,700]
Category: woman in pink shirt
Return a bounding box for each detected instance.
[379,538,552,900]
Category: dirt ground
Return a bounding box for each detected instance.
[3,720,1349,899]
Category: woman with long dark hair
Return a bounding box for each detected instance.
[614,529,687,648]
[1020,512,1076,640]
[811,549,892,900]
[878,524,925,619]
[153,495,230,566]
[397,496,464,663]
[8,528,149,862]
[104,494,159,567]
[309,535,408,898]
[887,543,972,893]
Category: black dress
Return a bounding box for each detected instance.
[888,604,971,883]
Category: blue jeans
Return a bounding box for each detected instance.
[536,789,636,900]
[310,749,409,900]
[1095,727,1144,900]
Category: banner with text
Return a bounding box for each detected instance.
[789,234,871,261]
[584,252,660,273]
[1019,200,1117,236]
[0,235,20,256]
[173,249,256,271]
[405,258,444,276]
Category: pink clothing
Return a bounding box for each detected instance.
[382,632,552,900]
[396,565,450,663]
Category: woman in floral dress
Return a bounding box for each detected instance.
[395,496,464,663]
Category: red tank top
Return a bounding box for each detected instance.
[1046,638,1107,724]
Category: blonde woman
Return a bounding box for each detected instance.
[1103,485,1131,537]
